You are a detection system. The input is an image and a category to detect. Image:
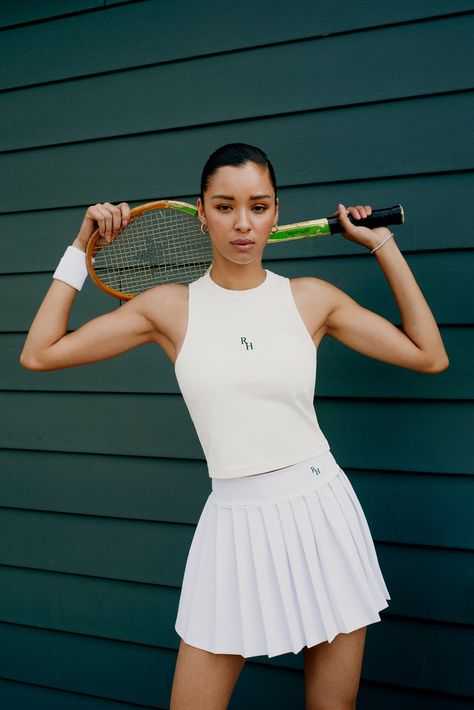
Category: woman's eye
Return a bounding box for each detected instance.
[216,204,268,212]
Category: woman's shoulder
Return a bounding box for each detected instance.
[134,281,188,327]
[288,275,350,319]
[288,274,336,300]
[139,280,188,302]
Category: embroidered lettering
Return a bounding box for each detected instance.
[310,466,321,475]
[240,337,254,350]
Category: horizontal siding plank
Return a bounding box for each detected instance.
[0,622,176,709]
[1,1,473,89]
[360,473,474,550]
[0,567,181,649]
[0,544,471,630]
[3,326,468,399]
[1,93,473,213]
[0,617,471,699]
[381,546,473,625]
[3,252,472,333]
[349,683,474,710]
[362,617,474,698]
[0,450,211,523]
[0,273,118,331]
[3,15,474,152]
[0,678,155,710]
[0,1,100,30]
[0,507,194,586]
[0,393,472,473]
[0,449,472,551]
[1,174,473,273]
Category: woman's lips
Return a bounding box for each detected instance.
[231,240,255,251]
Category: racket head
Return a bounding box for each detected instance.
[85,200,214,300]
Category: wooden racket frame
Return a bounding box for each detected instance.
[85,200,198,299]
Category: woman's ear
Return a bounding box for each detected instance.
[274,196,279,224]
[196,197,206,222]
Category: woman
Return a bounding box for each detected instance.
[20,143,449,710]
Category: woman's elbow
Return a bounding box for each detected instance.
[425,356,450,374]
[20,351,42,371]
[19,349,52,371]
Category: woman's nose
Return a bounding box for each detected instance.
[234,210,252,230]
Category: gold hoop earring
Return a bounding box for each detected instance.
[270,224,278,234]
[200,222,208,235]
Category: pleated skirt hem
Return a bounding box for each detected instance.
[176,605,389,660]
[175,449,391,660]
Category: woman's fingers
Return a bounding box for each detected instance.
[338,203,352,218]
[93,205,110,239]
[75,201,130,250]
[118,202,130,227]
[332,204,373,219]
[345,204,373,219]
[93,202,130,242]
[358,205,373,218]
[101,202,124,240]
[102,202,121,237]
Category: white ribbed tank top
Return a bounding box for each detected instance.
[174,267,330,479]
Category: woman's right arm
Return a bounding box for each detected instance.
[19,201,164,371]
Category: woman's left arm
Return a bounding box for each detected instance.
[320,203,449,374]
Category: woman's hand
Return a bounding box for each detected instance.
[332,203,392,250]
[72,202,131,252]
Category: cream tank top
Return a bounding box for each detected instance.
[174,267,331,479]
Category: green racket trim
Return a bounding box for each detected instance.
[166,200,199,217]
[268,221,331,241]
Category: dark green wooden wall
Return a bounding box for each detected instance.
[1,1,473,708]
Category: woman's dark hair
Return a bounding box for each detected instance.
[200,142,277,204]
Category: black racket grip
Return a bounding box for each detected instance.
[327,204,404,235]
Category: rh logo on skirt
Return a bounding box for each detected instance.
[310,466,321,475]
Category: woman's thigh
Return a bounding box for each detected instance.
[170,638,246,710]
[303,626,367,710]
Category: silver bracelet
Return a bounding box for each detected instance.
[52,245,95,291]
[371,232,395,254]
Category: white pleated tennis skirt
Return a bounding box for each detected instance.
[175,449,391,659]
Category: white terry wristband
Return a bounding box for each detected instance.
[53,245,95,291]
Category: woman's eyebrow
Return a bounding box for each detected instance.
[211,194,272,200]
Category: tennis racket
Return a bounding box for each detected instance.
[86,199,404,300]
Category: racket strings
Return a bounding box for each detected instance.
[91,208,213,297]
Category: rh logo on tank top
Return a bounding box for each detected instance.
[240,336,254,350]
[311,466,321,475]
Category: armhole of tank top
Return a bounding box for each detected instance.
[174,281,193,370]
[282,278,317,355]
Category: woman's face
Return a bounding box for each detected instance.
[197,161,279,266]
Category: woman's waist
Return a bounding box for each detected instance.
[210,449,341,507]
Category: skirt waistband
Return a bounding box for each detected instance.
[210,449,341,508]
